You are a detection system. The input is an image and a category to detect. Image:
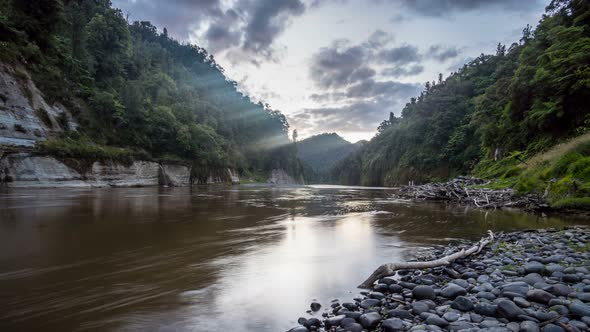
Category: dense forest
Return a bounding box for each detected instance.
[296,133,364,183]
[330,0,590,205]
[0,0,302,181]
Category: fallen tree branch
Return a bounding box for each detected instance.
[358,231,495,289]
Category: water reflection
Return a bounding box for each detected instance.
[0,186,586,332]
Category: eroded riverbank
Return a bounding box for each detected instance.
[290,227,590,332]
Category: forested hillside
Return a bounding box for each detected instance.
[0,0,302,181]
[331,0,590,204]
[296,133,363,183]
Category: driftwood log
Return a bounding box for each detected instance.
[358,231,495,289]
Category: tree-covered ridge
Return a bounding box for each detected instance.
[331,0,590,192]
[0,0,301,180]
[296,133,364,183]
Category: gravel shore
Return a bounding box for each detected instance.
[290,227,590,332]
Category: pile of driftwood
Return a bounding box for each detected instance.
[394,176,548,210]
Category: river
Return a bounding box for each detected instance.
[0,185,586,331]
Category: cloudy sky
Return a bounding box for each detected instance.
[112,0,548,142]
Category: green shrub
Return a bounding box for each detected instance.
[501,166,523,179]
[514,173,544,193]
[548,175,577,198]
[569,157,590,179]
[473,152,524,179]
[551,152,582,178]
[551,197,590,209]
[477,135,590,209]
[35,137,139,165]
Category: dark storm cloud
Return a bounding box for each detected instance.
[428,45,460,62]
[113,0,306,62]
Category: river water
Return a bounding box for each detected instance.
[0,185,586,331]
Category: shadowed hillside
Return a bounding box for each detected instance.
[297,133,364,183]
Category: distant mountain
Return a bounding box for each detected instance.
[297,133,364,183]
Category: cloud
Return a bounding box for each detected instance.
[304,30,428,136]
[309,41,375,88]
[204,10,242,53]
[309,92,347,102]
[366,29,393,49]
[241,0,305,57]
[112,0,306,63]
[382,65,424,78]
[378,45,421,64]
[397,0,544,17]
[428,45,460,62]
[112,0,223,40]
[345,79,420,99]
[291,102,387,134]
[389,14,409,23]
[292,91,420,135]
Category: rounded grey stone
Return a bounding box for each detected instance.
[413,285,436,300]
[441,283,467,299]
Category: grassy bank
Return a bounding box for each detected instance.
[474,133,590,209]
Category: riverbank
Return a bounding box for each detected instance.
[290,227,590,332]
[391,177,590,217]
[0,149,303,187]
[392,177,548,210]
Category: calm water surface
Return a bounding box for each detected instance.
[0,185,587,331]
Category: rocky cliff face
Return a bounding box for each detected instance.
[0,64,77,148]
[0,152,192,188]
[0,152,87,187]
[159,164,191,187]
[0,64,241,188]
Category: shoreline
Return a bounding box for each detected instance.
[289,227,590,332]
[391,177,590,218]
